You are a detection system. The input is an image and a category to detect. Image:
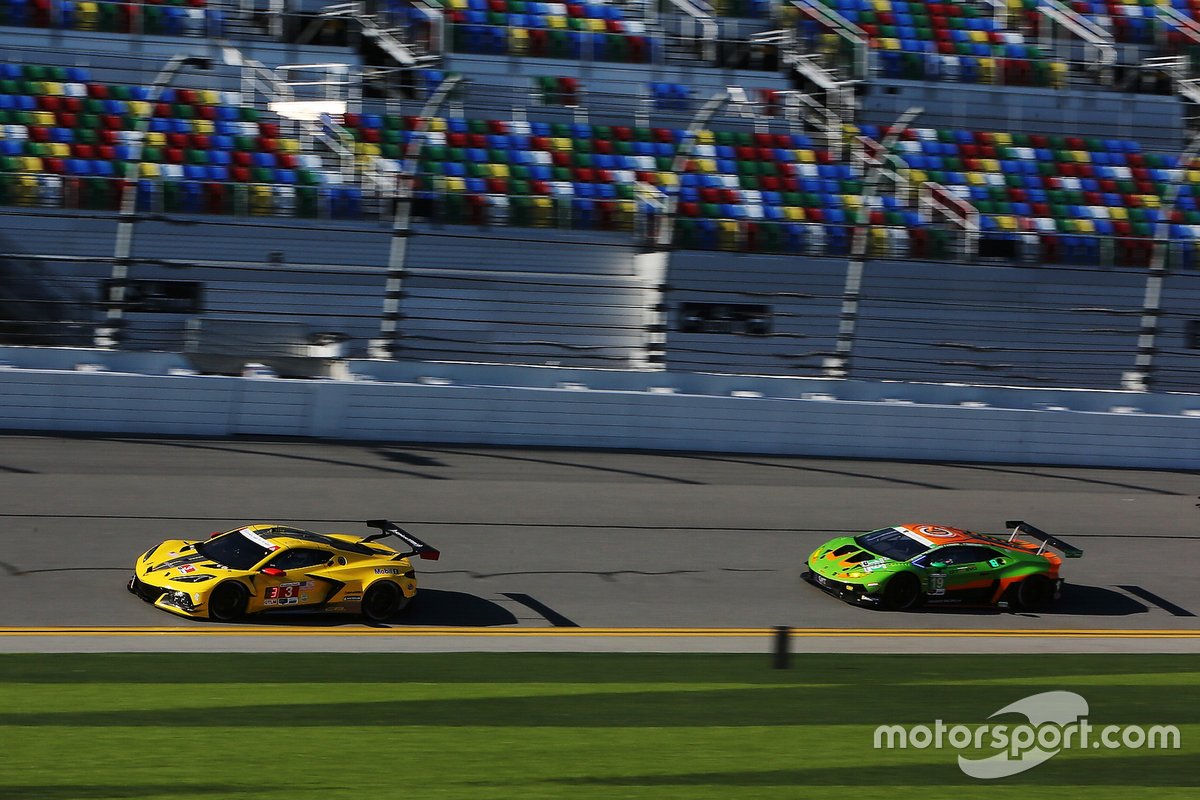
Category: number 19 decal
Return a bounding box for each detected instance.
[928,573,946,596]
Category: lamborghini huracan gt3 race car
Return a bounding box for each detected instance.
[129,520,439,622]
[803,520,1082,611]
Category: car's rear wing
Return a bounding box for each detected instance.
[1005,520,1083,558]
[364,519,441,561]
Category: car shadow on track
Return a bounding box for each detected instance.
[843,583,1151,617]
[225,589,518,628]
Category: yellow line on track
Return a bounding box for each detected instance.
[0,627,1197,638]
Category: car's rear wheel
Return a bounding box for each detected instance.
[361,580,408,623]
[1014,574,1055,612]
[882,572,923,611]
[207,582,249,622]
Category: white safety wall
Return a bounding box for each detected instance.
[0,355,1197,468]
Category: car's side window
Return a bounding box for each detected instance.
[930,546,995,566]
[266,548,330,571]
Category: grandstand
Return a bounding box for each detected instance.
[0,0,1198,394]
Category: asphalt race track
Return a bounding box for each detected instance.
[0,434,1197,651]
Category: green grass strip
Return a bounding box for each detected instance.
[0,653,1194,799]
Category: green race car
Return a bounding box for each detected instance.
[803,520,1082,611]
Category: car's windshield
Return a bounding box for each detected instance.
[854,528,929,562]
[195,529,274,570]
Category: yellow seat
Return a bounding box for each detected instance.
[979,58,996,84]
[1110,206,1128,221]
[427,117,447,133]
[43,82,63,97]
[200,89,221,105]
[128,101,151,118]
[147,131,166,147]
[547,15,566,29]
[696,129,714,145]
[35,111,55,127]
[869,226,889,255]
[658,172,678,187]
[908,169,928,184]
[77,2,98,29]
[139,162,160,178]
[552,137,572,152]
[49,143,70,158]
[1075,218,1095,234]
[796,149,816,163]
[968,30,988,44]
[22,157,42,172]
[193,119,215,136]
[446,176,466,192]
[1050,62,1067,89]
[491,163,510,179]
[992,132,1013,146]
[588,19,605,32]
[784,206,805,221]
[532,196,554,227]
[1143,195,1161,208]
[249,184,273,216]
[277,138,300,154]
[981,158,1000,173]
[697,158,717,174]
[997,215,1018,232]
[967,172,986,186]
[717,219,739,250]
[510,28,528,56]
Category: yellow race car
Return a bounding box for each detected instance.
[128,520,440,622]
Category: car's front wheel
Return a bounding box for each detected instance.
[1013,574,1055,612]
[361,580,409,623]
[882,572,923,611]
[207,581,249,622]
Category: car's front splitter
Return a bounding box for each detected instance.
[801,570,882,605]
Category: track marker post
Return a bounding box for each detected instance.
[772,625,791,669]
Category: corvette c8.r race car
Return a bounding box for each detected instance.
[128,520,439,622]
[803,520,1082,611]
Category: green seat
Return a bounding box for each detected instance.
[296,186,319,217]
[240,107,259,122]
[510,195,532,224]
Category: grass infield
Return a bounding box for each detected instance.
[0,653,1195,799]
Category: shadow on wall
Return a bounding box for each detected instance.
[0,247,96,347]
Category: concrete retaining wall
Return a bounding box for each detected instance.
[1,348,1197,468]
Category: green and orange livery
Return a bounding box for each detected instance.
[803,520,1082,611]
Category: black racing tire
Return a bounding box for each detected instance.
[207,581,250,622]
[882,572,924,611]
[361,580,407,623]
[1013,574,1055,612]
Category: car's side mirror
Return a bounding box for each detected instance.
[930,562,947,569]
[261,567,285,577]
